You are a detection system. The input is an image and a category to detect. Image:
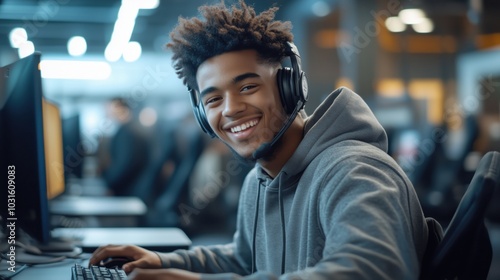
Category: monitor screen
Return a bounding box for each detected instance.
[62,113,84,180]
[389,128,421,166]
[42,98,66,200]
[0,53,52,244]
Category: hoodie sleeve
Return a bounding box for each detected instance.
[155,170,258,276]
[297,154,423,280]
[155,222,252,276]
[278,145,427,280]
[156,243,246,274]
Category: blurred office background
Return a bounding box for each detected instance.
[1,0,500,277]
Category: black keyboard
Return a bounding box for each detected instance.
[71,264,127,280]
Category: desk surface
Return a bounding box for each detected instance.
[50,196,147,216]
[5,227,192,280]
[8,258,88,280]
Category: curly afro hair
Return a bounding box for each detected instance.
[167,0,293,92]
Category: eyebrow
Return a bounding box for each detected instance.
[199,72,261,98]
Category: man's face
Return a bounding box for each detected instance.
[196,49,286,159]
[106,101,129,123]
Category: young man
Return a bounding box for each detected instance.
[90,1,430,279]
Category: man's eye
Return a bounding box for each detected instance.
[205,97,221,105]
[241,85,256,92]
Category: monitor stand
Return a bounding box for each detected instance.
[15,231,78,254]
[34,237,77,253]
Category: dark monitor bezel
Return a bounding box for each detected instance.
[62,113,84,180]
[0,52,52,244]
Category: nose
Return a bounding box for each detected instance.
[222,92,245,118]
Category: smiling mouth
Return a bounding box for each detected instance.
[229,119,259,133]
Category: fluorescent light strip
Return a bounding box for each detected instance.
[105,2,138,62]
[104,0,159,62]
[136,0,159,9]
[40,60,112,80]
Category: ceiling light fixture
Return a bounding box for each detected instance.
[412,18,434,33]
[105,3,138,62]
[311,1,330,17]
[398,8,426,25]
[123,41,142,62]
[385,16,407,32]
[135,0,159,10]
[9,27,28,48]
[105,0,159,62]
[67,36,87,57]
[18,41,35,58]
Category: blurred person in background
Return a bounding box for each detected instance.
[98,97,151,197]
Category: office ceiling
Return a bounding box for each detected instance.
[0,0,498,99]
[2,0,497,57]
[0,0,299,56]
[0,0,298,98]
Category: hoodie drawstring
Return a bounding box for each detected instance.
[278,174,286,275]
[251,179,263,274]
[251,175,287,275]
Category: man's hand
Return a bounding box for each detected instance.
[128,268,202,280]
[89,245,162,273]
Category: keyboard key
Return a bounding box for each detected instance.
[71,264,127,280]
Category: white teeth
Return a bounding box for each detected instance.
[230,120,258,133]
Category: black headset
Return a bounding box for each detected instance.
[188,41,308,138]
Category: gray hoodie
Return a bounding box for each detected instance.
[159,87,429,279]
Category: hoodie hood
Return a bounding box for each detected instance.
[264,87,388,181]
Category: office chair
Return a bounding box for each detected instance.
[130,123,178,206]
[145,122,206,228]
[420,151,500,280]
[415,115,480,221]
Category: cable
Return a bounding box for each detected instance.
[0,258,29,280]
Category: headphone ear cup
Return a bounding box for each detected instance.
[277,67,297,114]
[193,105,215,137]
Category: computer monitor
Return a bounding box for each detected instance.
[389,128,422,168]
[0,52,52,244]
[42,98,66,200]
[62,113,84,180]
